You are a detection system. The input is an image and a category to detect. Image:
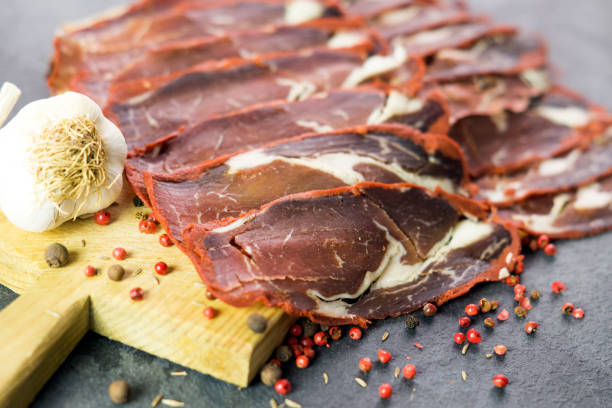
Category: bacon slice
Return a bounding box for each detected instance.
[475,125,612,205]
[449,87,605,177]
[145,125,468,242]
[497,174,612,239]
[181,182,519,326]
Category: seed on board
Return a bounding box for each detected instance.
[151,394,163,407]
[461,343,469,355]
[485,353,493,358]
[423,302,437,317]
[107,265,125,281]
[354,377,367,388]
[359,357,372,373]
[45,243,69,267]
[323,372,329,384]
[161,398,185,407]
[247,313,268,333]
[562,302,574,314]
[394,367,400,378]
[378,383,392,399]
[405,315,420,329]
[108,380,130,404]
[276,345,293,363]
[260,362,282,386]
[524,321,539,334]
[381,331,389,342]
[461,370,467,382]
[492,374,509,388]
[284,398,302,408]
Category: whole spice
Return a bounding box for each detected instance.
[205,288,216,300]
[378,384,392,399]
[247,313,268,333]
[465,304,479,316]
[295,355,309,369]
[300,337,314,348]
[483,317,496,328]
[497,309,509,321]
[139,219,157,234]
[479,298,491,313]
[274,379,291,395]
[551,281,566,293]
[490,300,499,311]
[288,337,298,345]
[132,196,144,207]
[349,327,362,340]
[107,264,125,281]
[466,328,482,344]
[112,247,127,261]
[514,284,526,297]
[313,331,328,346]
[524,321,539,334]
[459,316,471,328]
[108,379,130,404]
[260,363,282,386]
[95,210,111,225]
[155,261,168,275]
[329,326,341,340]
[83,265,96,277]
[303,346,315,359]
[290,344,303,357]
[270,359,281,367]
[405,315,420,329]
[358,357,372,373]
[505,275,519,286]
[544,243,556,256]
[377,349,392,363]
[276,345,292,363]
[423,302,437,316]
[530,290,541,300]
[129,287,144,301]
[453,332,466,345]
[562,302,574,314]
[573,308,585,319]
[302,320,318,338]
[402,364,416,379]
[289,324,303,337]
[45,243,69,267]
[203,306,216,319]
[537,234,550,249]
[494,344,507,356]
[492,374,509,388]
[514,306,527,318]
[159,234,172,247]
[514,260,524,274]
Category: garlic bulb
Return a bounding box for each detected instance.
[0,82,127,232]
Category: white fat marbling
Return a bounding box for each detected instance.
[284,0,324,25]
[573,182,612,210]
[535,105,590,128]
[327,31,368,49]
[342,45,407,88]
[512,193,571,233]
[367,90,424,124]
[276,78,317,102]
[376,6,421,26]
[519,69,551,92]
[537,149,580,176]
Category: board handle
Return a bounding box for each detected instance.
[0,286,89,408]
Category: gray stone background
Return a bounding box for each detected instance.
[0,1,611,407]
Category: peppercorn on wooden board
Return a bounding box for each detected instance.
[0,181,295,407]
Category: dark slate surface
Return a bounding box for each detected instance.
[1,1,611,407]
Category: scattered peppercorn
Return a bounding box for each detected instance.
[454,332,466,345]
[138,219,157,234]
[320,325,330,332]
[108,380,130,404]
[313,331,328,346]
[132,196,144,207]
[302,320,318,338]
[537,234,550,249]
[147,214,159,224]
[205,289,216,300]
[514,260,524,274]
[514,306,527,318]
[274,379,291,395]
[107,265,125,281]
[492,374,508,388]
[329,326,342,340]
[378,383,392,399]
[494,344,507,356]
[490,300,499,311]
[465,304,479,316]
[483,317,496,328]
[402,364,416,380]
[505,275,519,286]
[154,261,168,275]
[405,315,420,329]
[518,296,533,310]
[497,309,509,321]
[276,345,292,363]
[459,316,471,328]
[129,287,144,301]
[377,349,392,364]
[45,243,69,268]
[295,355,310,369]
[479,298,491,313]
[466,328,482,343]
[300,337,314,348]
[562,302,574,314]
[289,324,303,337]
[269,359,281,367]
[112,247,127,260]
[288,336,298,345]
[573,308,585,319]
[159,234,172,247]
[349,327,362,340]
[83,265,96,277]
[247,313,267,333]
[203,306,216,319]
[551,281,566,293]
[529,239,538,252]
[414,342,423,350]
[544,243,556,256]
[524,321,538,334]
[359,357,372,373]
[514,284,526,297]
[260,362,282,386]
[303,346,315,359]
[95,210,112,226]
[530,290,540,300]
[423,302,437,317]
[290,344,303,357]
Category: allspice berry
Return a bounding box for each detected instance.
[302,319,319,338]
[260,362,282,386]
[275,345,293,363]
[405,315,420,329]
[45,243,69,267]
[107,265,125,281]
[108,379,130,404]
[247,313,268,333]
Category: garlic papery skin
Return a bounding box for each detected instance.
[0,84,127,232]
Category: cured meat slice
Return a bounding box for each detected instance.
[497,174,612,239]
[475,125,612,205]
[422,68,551,123]
[424,35,547,83]
[145,125,468,242]
[181,182,519,326]
[390,20,516,58]
[125,89,450,198]
[449,87,605,177]
[105,49,424,148]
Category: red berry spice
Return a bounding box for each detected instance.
[378,383,392,399]
[466,328,482,343]
[112,247,127,260]
[459,316,471,328]
[329,326,342,341]
[159,234,172,247]
[514,284,526,296]
[551,281,566,293]
[492,374,509,388]
[205,289,216,300]
[138,219,157,234]
[94,210,111,225]
[274,379,291,395]
[295,355,309,369]
[313,331,328,346]
[154,261,168,275]
[573,308,585,319]
[203,306,216,319]
[537,234,550,249]
[377,349,392,364]
[269,358,281,368]
[289,324,303,337]
[562,302,574,314]
[402,364,416,379]
[529,239,538,252]
[83,265,96,277]
[300,337,314,348]
[129,287,143,301]
[349,327,362,340]
[453,332,466,345]
[544,243,556,256]
[303,346,315,359]
[483,317,496,328]
[497,309,510,321]
[494,344,507,356]
[291,344,304,357]
[524,321,538,334]
[358,357,372,373]
[423,302,437,317]
[287,336,298,345]
[465,304,479,316]
[147,213,159,224]
[514,260,524,274]
[505,275,519,286]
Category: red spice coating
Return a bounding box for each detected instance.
[295,355,310,369]
[274,379,291,395]
[129,287,143,301]
[454,332,466,345]
[378,384,392,399]
[155,261,168,275]
[459,316,471,328]
[466,328,482,343]
[515,259,524,274]
[159,234,172,247]
[291,344,304,357]
[402,364,416,379]
[349,327,362,340]
[94,210,111,225]
[465,304,480,316]
[492,374,509,388]
[112,247,127,260]
[203,306,216,319]
[359,357,372,373]
[83,265,96,277]
[377,349,392,363]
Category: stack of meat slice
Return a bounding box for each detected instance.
[48,0,610,326]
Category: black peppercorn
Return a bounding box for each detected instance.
[405,315,420,329]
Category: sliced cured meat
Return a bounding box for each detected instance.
[424,35,547,83]
[106,49,424,148]
[145,125,468,242]
[390,20,516,58]
[475,125,612,205]
[449,87,605,177]
[422,68,551,123]
[497,174,612,239]
[125,89,450,198]
[182,182,519,326]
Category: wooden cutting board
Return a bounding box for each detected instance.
[0,182,295,407]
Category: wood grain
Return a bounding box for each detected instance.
[0,181,294,407]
